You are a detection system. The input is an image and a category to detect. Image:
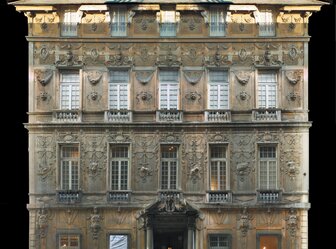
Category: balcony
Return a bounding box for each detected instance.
[207,191,232,203]
[252,109,281,122]
[205,110,231,122]
[257,190,282,203]
[107,191,131,202]
[53,110,81,122]
[156,109,182,122]
[57,190,81,203]
[105,110,132,122]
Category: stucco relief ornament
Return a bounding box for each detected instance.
[88,207,103,240]
[234,71,251,85]
[286,209,299,237]
[87,71,102,85]
[237,91,251,101]
[181,15,202,31]
[55,50,82,67]
[185,138,204,183]
[287,92,300,102]
[134,13,156,31]
[285,71,303,85]
[35,69,53,87]
[185,91,201,103]
[134,138,156,183]
[135,70,154,84]
[105,46,133,66]
[204,46,231,67]
[36,136,55,181]
[237,207,253,237]
[281,161,300,181]
[235,162,254,182]
[156,46,181,67]
[158,193,187,213]
[136,91,153,104]
[255,48,282,66]
[38,209,49,238]
[183,70,203,84]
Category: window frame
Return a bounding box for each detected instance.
[159,10,177,37]
[160,145,179,190]
[108,233,130,249]
[110,6,128,37]
[159,69,180,110]
[208,69,230,110]
[256,70,278,109]
[57,232,81,249]
[208,233,232,249]
[258,145,278,190]
[109,144,131,191]
[208,144,230,191]
[256,232,282,249]
[59,71,81,110]
[59,144,80,191]
[61,9,79,37]
[257,9,276,37]
[108,70,130,110]
[209,7,226,37]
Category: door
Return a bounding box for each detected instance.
[154,231,184,249]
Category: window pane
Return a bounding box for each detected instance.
[60,72,80,110]
[111,8,127,36]
[259,11,275,36]
[209,71,229,109]
[259,235,279,249]
[110,235,128,249]
[110,146,129,190]
[161,145,178,189]
[210,146,227,191]
[259,146,277,189]
[258,72,277,108]
[210,9,225,36]
[59,234,80,249]
[61,11,78,37]
[109,71,129,109]
[209,235,230,249]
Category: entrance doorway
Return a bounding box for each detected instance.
[154,231,185,249]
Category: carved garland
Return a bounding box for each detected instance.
[182,70,203,84]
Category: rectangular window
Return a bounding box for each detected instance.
[160,10,176,37]
[258,72,277,108]
[257,234,281,249]
[111,7,127,36]
[259,146,277,189]
[61,10,78,37]
[61,145,79,190]
[258,10,275,36]
[59,234,80,249]
[209,70,229,109]
[110,145,129,190]
[159,70,179,109]
[209,234,230,249]
[209,8,225,36]
[161,145,178,190]
[210,145,227,191]
[60,72,80,110]
[109,235,129,249]
[109,70,129,110]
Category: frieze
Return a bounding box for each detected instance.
[106,131,132,143]
[206,131,230,143]
[34,44,55,64]
[56,131,80,143]
[83,47,104,65]
[36,136,56,182]
[254,46,282,66]
[133,46,157,66]
[229,13,254,32]
[283,44,304,65]
[257,208,279,226]
[159,131,184,144]
[232,45,254,65]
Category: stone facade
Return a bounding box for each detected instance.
[12,1,326,249]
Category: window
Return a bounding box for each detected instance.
[110,145,129,190]
[160,10,177,37]
[61,10,78,37]
[111,7,127,36]
[60,145,79,190]
[159,70,179,109]
[109,70,129,110]
[209,8,225,36]
[209,145,228,191]
[209,70,229,109]
[257,234,281,249]
[259,146,277,189]
[161,145,178,190]
[109,235,129,249]
[58,234,80,249]
[209,234,231,249]
[258,72,277,108]
[60,72,80,110]
[258,10,275,36]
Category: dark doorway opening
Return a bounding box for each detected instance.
[154,231,185,249]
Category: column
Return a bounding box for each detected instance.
[188,227,195,249]
[146,217,153,249]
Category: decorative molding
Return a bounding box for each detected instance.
[36,136,55,182]
[237,91,251,101]
[255,47,282,66]
[206,131,230,143]
[286,92,301,102]
[136,91,153,104]
[280,134,302,181]
[285,209,299,238]
[135,70,154,84]
[134,13,156,31]
[181,14,202,31]
[156,45,181,67]
[106,131,132,144]
[160,132,184,144]
[35,69,53,87]
[234,71,251,85]
[84,137,106,179]
[105,45,133,67]
[158,193,187,213]
[237,207,253,237]
[87,71,103,85]
[285,70,303,85]
[182,70,203,84]
[204,45,231,67]
[185,91,201,103]
[88,207,103,240]
[55,50,82,67]
[37,91,52,103]
[281,161,300,181]
[37,208,49,238]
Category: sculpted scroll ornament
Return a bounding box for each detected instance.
[134,13,156,31]
[106,131,132,144]
[280,134,302,181]
[181,14,202,31]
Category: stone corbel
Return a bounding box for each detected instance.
[182,69,204,84]
[35,69,53,86]
[135,70,155,84]
[87,71,103,85]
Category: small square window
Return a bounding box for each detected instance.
[109,234,129,249]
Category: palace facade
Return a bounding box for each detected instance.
[11,0,326,249]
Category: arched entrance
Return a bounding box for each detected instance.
[142,192,199,249]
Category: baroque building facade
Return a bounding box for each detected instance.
[11,0,326,249]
